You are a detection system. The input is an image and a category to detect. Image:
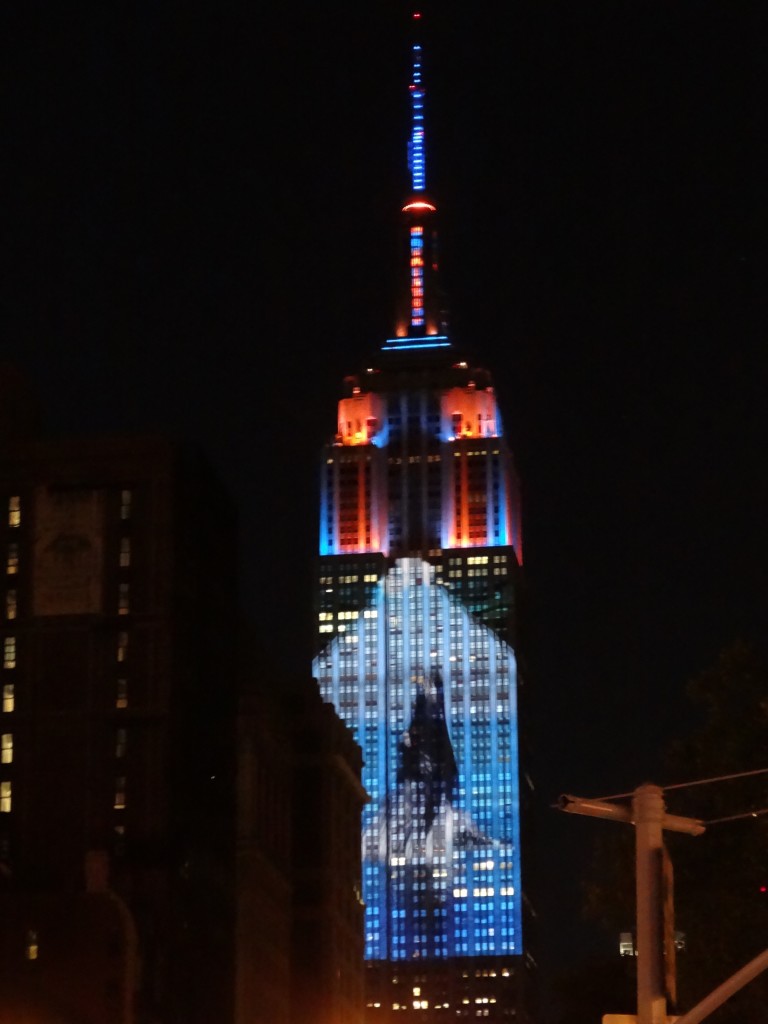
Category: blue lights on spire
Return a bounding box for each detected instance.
[384,9,453,349]
[408,42,426,192]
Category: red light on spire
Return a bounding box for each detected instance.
[403,200,436,213]
[413,11,422,19]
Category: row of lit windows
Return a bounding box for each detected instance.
[4,537,131,595]
[1,776,126,818]
[446,553,507,567]
[4,491,133,527]
[449,887,516,898]
[2,669,129,714]
[318,609,379,623]
[377,997,494,1016]
[385,454,442,466]
[321,572,380,586]
[2,573,129,621]
[3,632,128,709]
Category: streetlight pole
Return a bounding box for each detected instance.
[633,784,667,1024]
[558,783,705,1024]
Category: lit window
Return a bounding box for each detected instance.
[6,544,18,575]
[5,590,17,620]
[619,932,635,957]
[119,537,131,568]
[3,637,16,669]
[116,678,128,709]
[8,497,20,528]
[25,930,38,960]
[117,631,128,662]
[118,583,130,615]
[2,684,13,713]
[114,777,126,810]
[120,489,132,521]
[115,728,127,758]
[0,780,10,812]
[1,733,11,763]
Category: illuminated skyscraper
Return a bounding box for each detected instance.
[312,10,533,1020]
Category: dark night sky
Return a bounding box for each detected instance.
[4,0,767,983]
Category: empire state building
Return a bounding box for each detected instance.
[312,11,533,1020]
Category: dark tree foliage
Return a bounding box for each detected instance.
[548,954,636,1024]
[578,640,768,1023]
[581,825,635,936]
[662,639,768,1021]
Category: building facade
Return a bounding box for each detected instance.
[0,432,239,1023]
[312,12,534,1020]
[236,669,367,1024]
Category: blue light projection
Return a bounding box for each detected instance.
[312,557,523,961]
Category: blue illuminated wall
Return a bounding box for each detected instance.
[313,556,521,961]
[313,369,524,964]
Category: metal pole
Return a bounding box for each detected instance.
[634,783,667,1024]
[674,947,768,1024]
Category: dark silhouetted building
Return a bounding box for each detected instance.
[237,667,367,1024]
[0,395,368,1024]
[0,432,239,1023]
[289,677,368,1024]
[236,661,293,1024]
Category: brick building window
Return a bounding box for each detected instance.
[7,497,20,528]
[120,490,132,520]
[114,777,126,810]
[6,544,18,575]
[119,537,131,568]
[3,637,15,669]
[116,678,128,709]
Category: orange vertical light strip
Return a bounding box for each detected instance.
[358,462,368,552]
[460,451,469,547]
[511,472,523,563]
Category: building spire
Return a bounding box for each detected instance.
[408,13,426,193]
[385,9,450,353]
